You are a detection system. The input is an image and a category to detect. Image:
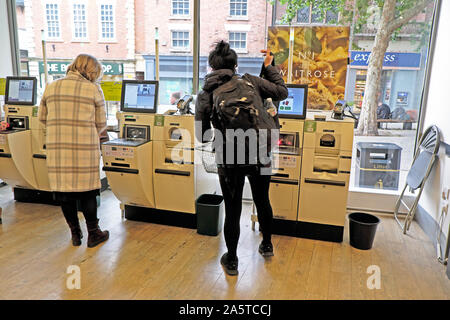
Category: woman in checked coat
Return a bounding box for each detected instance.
[38,54,109,248]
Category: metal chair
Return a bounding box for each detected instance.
[394,125,441,234]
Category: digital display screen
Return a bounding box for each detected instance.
[121,81,158,113]
[278,85,307,119]
[5,78,36,105]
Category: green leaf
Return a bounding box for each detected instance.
[304,28,322,54]
[274,48,290,65]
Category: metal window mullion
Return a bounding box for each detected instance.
[192,0,200,94]
[415,0,442,152]
[7,0,20,75]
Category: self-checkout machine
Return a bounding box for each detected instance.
[254,84,307,236]
[297,105,354,242]
[145,93,215,227]
[102,80,158,212]
[102,81,215,228]
[0,77,47,200]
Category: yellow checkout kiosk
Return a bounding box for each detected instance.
[0,77,55,204]
[102,80,216,228]
[261,84,354,242]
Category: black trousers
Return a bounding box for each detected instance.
[56,191,99,225]
[219,167,273,259]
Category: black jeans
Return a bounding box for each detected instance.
[219,167,273,259]
[59,193,98,225]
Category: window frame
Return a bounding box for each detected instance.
[228,31,248,53]
[44,1,62,40]
[229,0,248,20]
[171,0,190,18]
[170,30,190,52]
[71,1,89,42]
[98,1,116,43]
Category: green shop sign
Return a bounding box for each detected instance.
[39,61,123,75]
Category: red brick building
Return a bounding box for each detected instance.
[16,0,272,103]
[134,0,272,103]
[16,0,136,91]
[15,0,432,107]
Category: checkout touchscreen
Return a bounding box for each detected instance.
[5,77,37,105]
[278,84,307,119]
[121,80,159,113]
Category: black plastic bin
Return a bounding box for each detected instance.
[196,194,224,236]
[348,212,380,250]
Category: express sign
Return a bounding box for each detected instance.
[350,51,421,70]
[39,61,123,75]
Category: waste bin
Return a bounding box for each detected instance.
[355,142,402,190]
[196,194,224,236]
[348,212,380,250]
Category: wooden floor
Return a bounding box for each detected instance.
[0,186,449,300]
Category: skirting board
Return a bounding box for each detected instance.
[124,205,197,229]
[415,204,449,279]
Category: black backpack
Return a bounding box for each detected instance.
[211,74,277,166]
[211,74,277,130]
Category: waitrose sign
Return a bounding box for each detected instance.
[39,61,123,75]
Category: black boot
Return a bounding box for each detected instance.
[258,241,274,257]
[86,219,109,248]
[220,253,238,276]
[67,220,83,246]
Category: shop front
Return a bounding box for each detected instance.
[143,55,264,106]
[346,51,423,124]
[38,61,124,89]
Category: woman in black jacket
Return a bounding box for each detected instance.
[195,41,288,276]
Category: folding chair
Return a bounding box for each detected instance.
[394,125,441,234]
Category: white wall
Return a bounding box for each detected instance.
[419,0,450,238]
[0,0,14,77]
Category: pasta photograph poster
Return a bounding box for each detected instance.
[268,26,350,110]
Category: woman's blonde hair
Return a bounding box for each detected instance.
[67,54,103,82]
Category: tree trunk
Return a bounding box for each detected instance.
[348,0,357,51]
[355,0,396,136]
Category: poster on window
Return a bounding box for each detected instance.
[267,26,291,83]
[267,26,350,110]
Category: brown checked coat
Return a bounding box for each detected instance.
[38,71,107,192]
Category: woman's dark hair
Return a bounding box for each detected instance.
[208,40,238,72]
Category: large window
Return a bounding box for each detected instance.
[172,0,189,16]
[99,3,115,40]
[73,3,88,40]
[45,3,60,39]
[274,2,436,201]
[8,0,438,211]
[230,0,248,17]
